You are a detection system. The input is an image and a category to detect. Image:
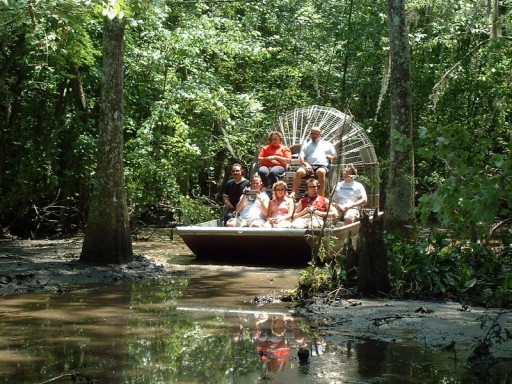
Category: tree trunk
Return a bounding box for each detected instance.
[81,19,132,264]
[357,210,389,295]
[343,233,358,284]
[385,0,415,236]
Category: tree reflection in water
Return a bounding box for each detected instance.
[2,280,512,383]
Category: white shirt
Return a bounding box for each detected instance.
[239,193,270,220]
[300,139,336,167]
[333,180,367,207]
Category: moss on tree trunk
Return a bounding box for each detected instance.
[81,19,132,265]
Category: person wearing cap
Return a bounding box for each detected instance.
[332,163,367,224]
[289,127,336,199]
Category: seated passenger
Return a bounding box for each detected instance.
[291,178,337,229]
[257,131,291,190]
[222,163,250,225]
[290,126,336,199]
[332,164,367,224]
[226,174,269,227]
[263,181,294,228]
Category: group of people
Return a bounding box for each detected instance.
[222,127,368,228]
[256,127,335,197]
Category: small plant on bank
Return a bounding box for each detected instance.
[467,309,512,369]
[298,234,355,297]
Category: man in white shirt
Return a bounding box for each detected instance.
[226,174,270,227]
[289,127,336,199]
[332,164,367,224]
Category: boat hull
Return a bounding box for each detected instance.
[176,220,362,267]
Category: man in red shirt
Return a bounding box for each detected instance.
[291,178,337,228]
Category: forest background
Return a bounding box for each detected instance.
[0,1,511,302]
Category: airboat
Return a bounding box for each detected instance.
[176,105,381,267]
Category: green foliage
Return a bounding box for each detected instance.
[174,195,220,225]
[298,264,332,292]
[299,227,511,309]
[413,26,512,240]
[298,234,351,293]
[1,0,511,241]
[95,0,131,20]
[387,232,512,306]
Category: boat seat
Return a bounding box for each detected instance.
[282,162,336,199]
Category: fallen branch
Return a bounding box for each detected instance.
[485,217,512,245]
[371,315,404,326]
[36,371,95,384]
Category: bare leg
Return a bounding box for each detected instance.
[291,168,306,197]
[316,168,327,196]
[344,217,355,224]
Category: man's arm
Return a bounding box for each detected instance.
[222,194,234,210]
[326,141,336,162]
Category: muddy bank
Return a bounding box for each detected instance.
[0,234,295,296]
[0,237,179,296]
[296,295,512,362]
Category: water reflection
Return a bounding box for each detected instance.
[227,312,309,372]
[0,278,511,384]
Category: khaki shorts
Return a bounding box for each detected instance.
[337,208,360,222]
[227,218,266,227]
[290,216,325,229]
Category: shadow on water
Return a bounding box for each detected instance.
[0,277,511,384]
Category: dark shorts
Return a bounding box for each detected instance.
[306,164,330,177]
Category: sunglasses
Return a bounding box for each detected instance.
[308,185,319,188]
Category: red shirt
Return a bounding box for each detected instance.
[259,144,291,168]
[299,195,328,212]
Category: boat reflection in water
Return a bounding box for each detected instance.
[225,310,325,373]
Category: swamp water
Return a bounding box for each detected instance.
[1,270,511,383]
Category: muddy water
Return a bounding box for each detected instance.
[1,267,511,384]
[1,231,511,383]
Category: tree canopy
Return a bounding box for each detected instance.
[0,0,510,243]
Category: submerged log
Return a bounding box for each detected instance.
[357,209,390,295]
